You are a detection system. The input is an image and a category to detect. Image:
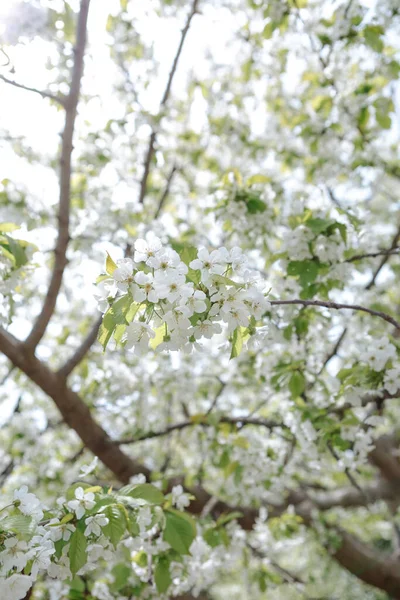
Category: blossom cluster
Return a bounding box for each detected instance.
[95,234,271,355]
[0,476,197,599]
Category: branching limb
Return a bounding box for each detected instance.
[0,74,66,107]
[25,0,91,351]
[138,0,199,204]
[270,299,400,330]
[0,325,148,484]
[58,315,102,378]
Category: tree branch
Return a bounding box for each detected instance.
[365,224,400,289]
[270,299,400,330]
[0,326,148,484]
[3,323,400,595]
[116,415,284,445]
[138,0,199,204]
[346,247,400,263]
[25,0,91,351]
[0,74,66,107]
[58,315,102,378]
[154,163,178,219]
[316,327,347,377]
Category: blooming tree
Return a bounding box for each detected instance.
[1,0,400,598]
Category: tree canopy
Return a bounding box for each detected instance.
[1,0,400,598]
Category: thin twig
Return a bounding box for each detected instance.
[317,328,347,376]
[365,224,400,289]
[0,365,15,386]
[154,164,178,219]
[270,299,400,330]
[58,315,102,378]
[205,378,226,416]
[0,74,66,107]
[138,0,199,204]
[345,248,400,263]
[343,0,355,20]
[25,0,91,351]
[116,415,284,445]
[327,442,370,504]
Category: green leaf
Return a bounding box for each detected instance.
[186,267,201,285]
[374,97,394,130]
[289,371,306,399]
[98,309,116,351]
[357,106,369,131]
[111,563,132,592]
[111,295,133,324]
[203,527,223,547]
[305,218,333,236]
[376,111,391,129]
[69,528,87,575]
[0,514,35,537]
[287,260,319,287]
[178,245,198,267]
[149,325,165,350]
[4,235,27,268]
[247,197,267,214]
[0,222,20,232]
[106,252,118,275]
[154,556,172,593]
[230,327,243,359]
[311,95,333,116]
[163,509,196,555]
[363,25,384,52]
[216,511,243,527]
[212,274,242,288]
[102,505,126,547]
[118,483,165,505]
[246,174,271,186]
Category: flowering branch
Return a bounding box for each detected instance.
[270,299,400,330]
[25,0,91,351]
[0,74,66,107]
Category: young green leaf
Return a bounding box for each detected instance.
[118,483,165,505]
[163,509,196,555]
[289,371,306,399]
[69,528,87,575]
[154,556,172,593]
[106,252,117,275]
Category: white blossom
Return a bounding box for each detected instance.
[67,487,95,520]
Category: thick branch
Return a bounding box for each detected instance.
[0,326,147,484]
[3,324,400,594]
[138,0,199,204]
[0,74,66,107]
[58,315,102,378]
[270,299,400,330]
[25,0,91,351]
